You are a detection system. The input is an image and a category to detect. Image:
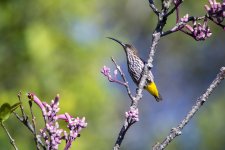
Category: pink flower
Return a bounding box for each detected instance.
[101,66,111,76]
[184,18,212,41]
[125,107,139,122]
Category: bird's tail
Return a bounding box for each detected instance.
[145,82,162,102]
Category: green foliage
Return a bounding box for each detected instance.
[0,103,11,123]
[0,102,20,122]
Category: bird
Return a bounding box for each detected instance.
[107,37,162,102]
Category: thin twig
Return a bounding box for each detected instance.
[1,122,18,150]
[13,112,34,132]
[208,16,225,29]
[29,100,41,150]
[13,112,46,149]
[153,67,225,150]
[149,0,160,16]
[161,0,172,15]
[164,0,184,18]
[111,57,134,100]
[17,91,27,120]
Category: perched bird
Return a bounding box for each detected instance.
[107,37,162,101]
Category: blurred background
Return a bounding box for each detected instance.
[0,0,225,150]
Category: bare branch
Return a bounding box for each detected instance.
[113,117,135,150]
[17,92,27,120]
[153,67,225,150]
[161,0,173,15]
[149,0,160,16]
[111,57,134,100]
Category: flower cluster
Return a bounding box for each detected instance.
[179,14,212,41]
[101,66,118,81]
[125,107,139,123]
[40,122,63,150]
[62,113,87,149]
[187,19,212,41]
[205,0,225,23]
[27,93,87,150]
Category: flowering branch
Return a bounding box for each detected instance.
[161,15,206,37]
[153,67,225,150]
[162,0,224,40]
[101,58,140,150]
[205,0,225,29]
[28,93,87,150]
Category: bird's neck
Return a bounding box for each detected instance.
[126,49,137,61]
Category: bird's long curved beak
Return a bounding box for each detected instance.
[106,37,126,48]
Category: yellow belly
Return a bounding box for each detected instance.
[145,82,162,101]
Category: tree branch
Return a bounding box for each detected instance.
[113,118,135,150]
[208,16,225,29]
[1,122,18,150]
[111,57,134,100]
[153,67,225,150]
[161,16,206,37]
[149,0,160,16]
[29,101,41,150]
[164,0,184,18]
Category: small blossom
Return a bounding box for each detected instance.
[63,113,87,149]
[27,93,45,111]
[114,69,118,76]
[180,14,189,23]
[125,107,139,122]
[101,66,111,76]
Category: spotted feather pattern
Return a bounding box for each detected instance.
[126,47,154,85]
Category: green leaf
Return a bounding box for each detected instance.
[0,103,11,123]
[0,102,21,123]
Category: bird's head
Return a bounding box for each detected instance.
[107,37,137,55]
